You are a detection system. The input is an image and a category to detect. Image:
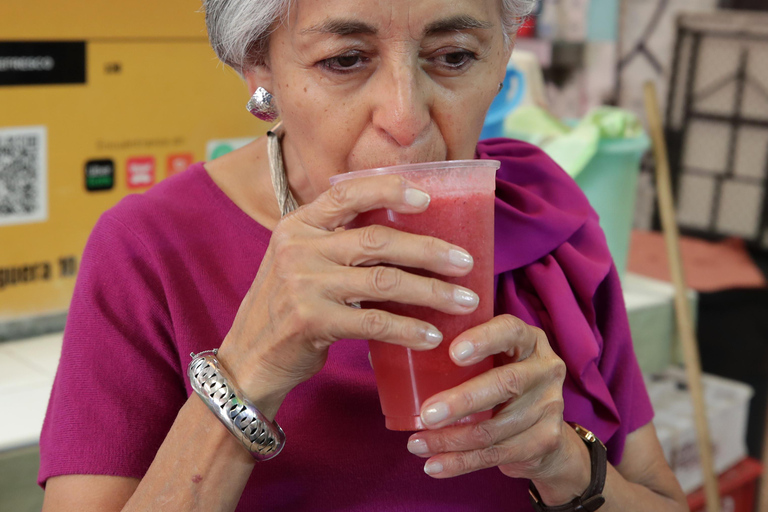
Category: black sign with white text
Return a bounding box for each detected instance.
[0,41,86,86]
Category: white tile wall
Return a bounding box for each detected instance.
[0,334,62,452]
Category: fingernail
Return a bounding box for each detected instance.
[405,188,430,208]
[422,402,449,425]
[407,438,430,455]
[452,340,475,361]
[448,249,473,268]
[453,288,479,307]
[424,327,443,346]
[424,461,444,475]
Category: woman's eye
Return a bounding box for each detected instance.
[336,55,360,67]
[434,51,477,70]
[320,52,367,74]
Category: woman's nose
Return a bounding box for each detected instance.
[371,65,432,148]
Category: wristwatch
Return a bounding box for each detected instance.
[528,423,607,512]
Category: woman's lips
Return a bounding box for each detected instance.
[350,154,449,171]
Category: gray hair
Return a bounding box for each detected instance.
[203,0,537,74]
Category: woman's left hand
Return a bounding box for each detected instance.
[407,314,589,497]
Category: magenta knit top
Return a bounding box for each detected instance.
[39,139,653,511]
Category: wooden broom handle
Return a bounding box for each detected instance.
[642,82,721,512]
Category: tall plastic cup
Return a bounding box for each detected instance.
[330,160,500,430]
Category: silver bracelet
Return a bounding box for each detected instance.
[188,350,285,461]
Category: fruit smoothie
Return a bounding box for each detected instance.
[334,160,500,431]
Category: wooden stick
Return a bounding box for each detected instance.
[642,82,721,512]
[758,418,768,512]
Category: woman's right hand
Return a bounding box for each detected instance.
[217,174,480,418]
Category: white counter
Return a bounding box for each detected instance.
[0,273,694,453]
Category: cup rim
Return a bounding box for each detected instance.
[329,159,501,185]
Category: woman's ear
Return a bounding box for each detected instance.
[244,62,274,96]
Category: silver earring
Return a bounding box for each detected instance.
[498,82,504,93]
[246,87,279,122]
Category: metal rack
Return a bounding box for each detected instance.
[665,11,768,247]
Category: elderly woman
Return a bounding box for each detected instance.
[39,0,687,511]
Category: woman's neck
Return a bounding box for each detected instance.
[204,128,318,231]
[204,136,283,230]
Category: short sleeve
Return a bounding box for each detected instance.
[38,212,186,486]
[592,263,654,463]
[496,228,655,467]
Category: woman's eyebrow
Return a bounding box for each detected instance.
[300,19,378,36]
[423,15,493,36]
[300,15,493,38]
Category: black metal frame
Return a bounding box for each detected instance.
[664,21,768,247]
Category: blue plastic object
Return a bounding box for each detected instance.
[480,66,526,140]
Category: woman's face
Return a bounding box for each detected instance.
[247,0,513,200]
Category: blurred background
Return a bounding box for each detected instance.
[2,0,768,510]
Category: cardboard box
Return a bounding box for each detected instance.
[647,369,754,493]
[0,0,268,338]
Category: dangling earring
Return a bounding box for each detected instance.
[246,87,279,122]
[498,82,504,94]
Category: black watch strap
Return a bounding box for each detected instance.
[528,423,607,512]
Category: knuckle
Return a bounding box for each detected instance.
[540,421,563,454]
[477,446,503,468]
[544,396,565,418]
[502,315,525,338]
[498,464,521,479]
[292,302,316,335]
[368,266,401,294]
[480,322,496,344]
[273,237,303,262]
[422,235,441,260]
[391,174,410,191]
[430,278,447,303]
[359,225,389,254]
[361,309,392,339]
[469,422,496,447]
[494,367,522,400]
[453,452,473,474]
[427,435,447,453]
[458,389,480,415]
[550,357,567,382]
[326,183,350,209]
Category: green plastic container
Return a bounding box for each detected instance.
[573,134,649,279]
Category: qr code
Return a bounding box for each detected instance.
[0,126,47,226]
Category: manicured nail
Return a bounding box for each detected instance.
[424,461,444,475]
[424,327,443,346]
[422,402,449,425]
[408,438,430,455]
[448,249,473,268]
[453,288,479,307]
[452,340,475,361]
[405,188,430,208]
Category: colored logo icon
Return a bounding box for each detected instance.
[210,144,234,160]
[85,159,115,191]
[206,137,255,161]
[126,156,156,189]
[167,153,194,177]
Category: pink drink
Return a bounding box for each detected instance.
[331,160,499,431]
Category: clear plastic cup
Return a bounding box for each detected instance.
[330,160,500,430]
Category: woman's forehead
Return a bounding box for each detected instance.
[286,0,501,38]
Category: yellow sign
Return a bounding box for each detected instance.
[0,0,267,336]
